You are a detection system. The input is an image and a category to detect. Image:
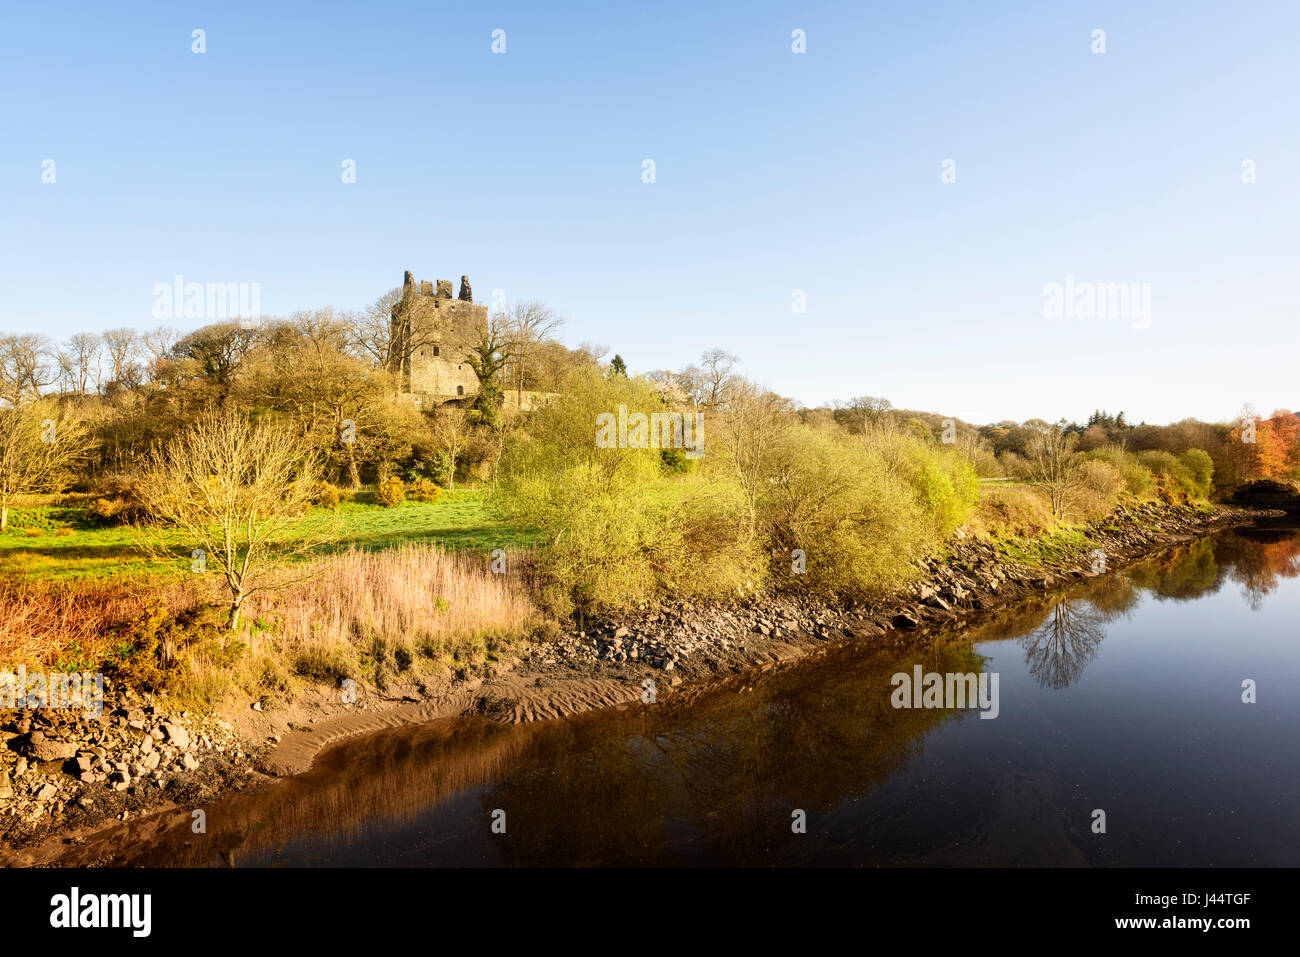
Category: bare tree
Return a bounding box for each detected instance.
[501,299,565,400]
[101,327,142,388]
[53,346,77,395]
[0,399,89,531]
[0,334,56,404]
[845,395,893,434]
[1026,418,1079,517]
[698,348,738,406]
[66,333,102,395]
[172,322,261,400]
[344,287,406,370]
[677,348,739,408]
[135,411,324,628]
[715,378,793,539]
[141,326,180,374]
[431,406,470,491]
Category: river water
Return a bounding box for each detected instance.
[62,520,1300,866]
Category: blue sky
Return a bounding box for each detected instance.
[2,0,1296,425]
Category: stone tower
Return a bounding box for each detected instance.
[390,270,488,406]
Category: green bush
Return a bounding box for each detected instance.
[1081,447,1156,498]
[761,426,977,600]
[1179,449,1214,499]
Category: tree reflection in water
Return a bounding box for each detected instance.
[1013,521,1300,689]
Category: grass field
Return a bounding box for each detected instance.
[0,489,538,580]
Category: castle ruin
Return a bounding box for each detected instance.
[389,270,486,408]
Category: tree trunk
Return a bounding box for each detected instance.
[346,443,361,490]
[0,502,7,532]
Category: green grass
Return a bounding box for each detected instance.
[0,489,538,581]
[991,525,1094,567]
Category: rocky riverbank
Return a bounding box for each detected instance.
[0,688,266,851]
[0,500,1272,857]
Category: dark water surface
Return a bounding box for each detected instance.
[84,522,1300,866]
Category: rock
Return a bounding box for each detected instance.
[892,612,920,630]
[251,701,264,712]
[26,737,77,762]
[163,723,190,749]
[34,783,58,801]
[182,753,200,771]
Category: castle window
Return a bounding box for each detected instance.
[457,385,464,396]
[433,346,440,357]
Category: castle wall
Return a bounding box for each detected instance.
[409,355,480,398]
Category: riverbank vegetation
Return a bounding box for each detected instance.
[1,311,1293,706]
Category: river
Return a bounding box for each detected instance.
[51,519,1300,866]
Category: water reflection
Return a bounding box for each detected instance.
[966,521,1300,689]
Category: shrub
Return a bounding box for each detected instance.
[375,476,406,507]
[313,481,343,509]
[411,478,441,503]
[85,474,146,526]
[760,426,978,600]
[659,448,699,474]
[88,495,142,526]
[1137,450,1204,502]
[105,599,232,692]
[1179,449,1214,499]
[969,484,1058,539]
[1067,459,1125,520]
[1081,447,1155,498]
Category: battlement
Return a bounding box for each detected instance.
[403,270,473,303]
